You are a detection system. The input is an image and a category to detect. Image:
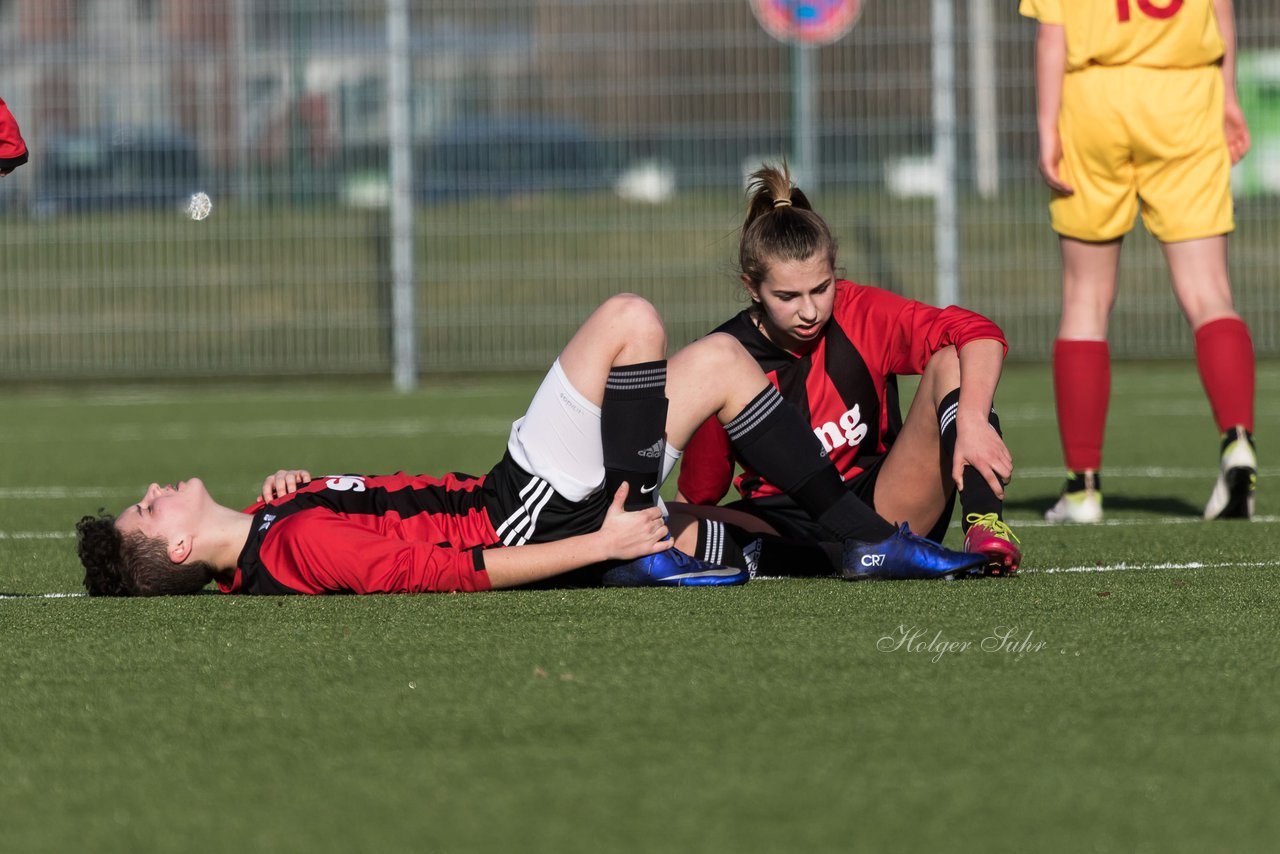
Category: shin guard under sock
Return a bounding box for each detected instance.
[1053,339,1109,472]
[602,361,668,511]
[1194,317,1255,434]
[694,518,842,578]
[723,385,895,542]
[937,389,1004,533]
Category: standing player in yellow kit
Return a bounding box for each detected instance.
[1021,0,1256,523]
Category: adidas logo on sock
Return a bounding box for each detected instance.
[637,440,664,459]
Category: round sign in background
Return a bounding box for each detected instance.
[750,0,863,45]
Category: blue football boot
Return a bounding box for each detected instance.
[843,523,987,581]
[601,547,749,587]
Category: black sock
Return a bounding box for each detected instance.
[758,536,843,578]
[603,360,668,511]
[724,385,895,542]
[694,518,758,574]
[694,518,841,578]
[937,389,1004,533]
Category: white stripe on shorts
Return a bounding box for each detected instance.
[496,476,552,546]
[513,481,557,546]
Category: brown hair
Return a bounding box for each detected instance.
[739,162,838,290]
[76,514,215,596]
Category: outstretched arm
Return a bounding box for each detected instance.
[485,484,670,588]
[269,483,669,594]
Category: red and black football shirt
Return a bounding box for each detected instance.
[222,472,498,595]
[677,280,1006,504]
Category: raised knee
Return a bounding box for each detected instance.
[696,332,756,373]
[600,293,665,346]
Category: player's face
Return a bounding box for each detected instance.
[114,478,212,551]
[750,253,836,352]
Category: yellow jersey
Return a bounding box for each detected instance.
[1019,0,1223,72]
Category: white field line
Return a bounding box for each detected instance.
[0,416,514,443]
[7,384,526,408]
[0,592,87,599]
[7,563,1266,596]
[4,509,1276,597]
[0,487,121,499]
[751,558,1280,581]
[5,558,1277,599]
[1015,466,1244,479]
[0,530,75,539]
[1027,559,1280,575]
[1004,514,1279,528]
[5,561,1273,595]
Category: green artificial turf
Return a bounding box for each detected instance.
[2,361,1277,853]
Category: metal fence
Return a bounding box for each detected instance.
[1,0,1278,381]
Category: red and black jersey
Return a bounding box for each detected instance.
[677,280,1006,504]
[221,455,610,595]
[0,97,27,172]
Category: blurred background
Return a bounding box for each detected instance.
[1,0,1278,383]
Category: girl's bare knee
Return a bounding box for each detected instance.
[692,332,755,374]
[600,293,665,349]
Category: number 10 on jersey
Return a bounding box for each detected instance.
[1117,0,1183,22]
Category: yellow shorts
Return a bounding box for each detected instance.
[1052,64,1233,243]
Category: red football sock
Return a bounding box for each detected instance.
[1195,317,1255,434]
[1053,339,1110,472]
